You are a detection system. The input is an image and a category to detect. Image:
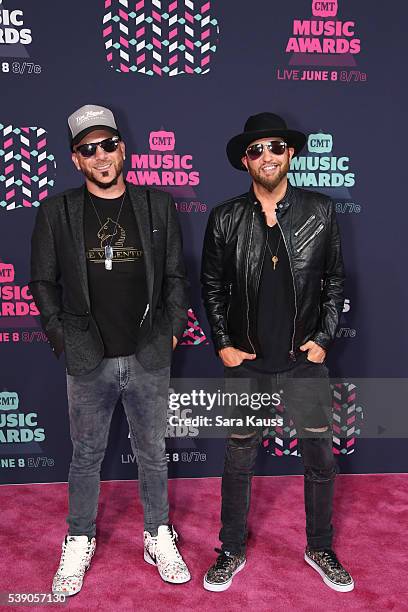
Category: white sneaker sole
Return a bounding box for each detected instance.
[304,553,354,592]
[203,559,246,592]
[144,549,191,584]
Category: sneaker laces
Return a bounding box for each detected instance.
[158,527,182,562]
[318,550,348,575]
[60,537,91,575]
[213,548,236,570]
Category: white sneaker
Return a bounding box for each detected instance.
[144,525,191,584]
[52,535,96,596]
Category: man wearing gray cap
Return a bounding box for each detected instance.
[30,104,191,595]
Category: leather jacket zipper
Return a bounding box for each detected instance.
[276,216,298,361]
[245,210,256,353]
[226,283,232,326]
[296,223,324,253]
[294,214,316,237]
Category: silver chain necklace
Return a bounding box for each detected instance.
[87,190,126,271]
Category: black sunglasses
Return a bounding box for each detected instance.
[246,140,287,161]
[75,136,121,158]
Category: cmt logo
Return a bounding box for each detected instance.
[149,130,175,151]
[0,392,19,411]
[0,262,14,283]
[312,0,338,17]
[308,133,333,154]
[0,125,56,211]
[102,0,220,76]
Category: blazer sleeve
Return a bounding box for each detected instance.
[163,194,190,339]
[29,204,64,357]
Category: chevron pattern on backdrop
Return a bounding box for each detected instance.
[103,0,219,76]
[0,126,56,211]
[262,383,363,457]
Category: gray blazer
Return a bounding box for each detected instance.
[29,183,189,375]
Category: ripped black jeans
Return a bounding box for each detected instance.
[220,356,337,554]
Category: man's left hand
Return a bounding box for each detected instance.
[299,340,326,363]
[172,336,178,350]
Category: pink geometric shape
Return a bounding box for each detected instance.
[119,9,129,20]
[136,53,145,65]
[347,415,356,425]
[39,190,48,201]
[153,64,162,76]
[120,35,129,48]
[3,138,13,149]
[136,26,145,37]
[185,11,194,23]
[169,1,178,12]
[23,198,32,207]
[201,55,210,67]
[103,26,113,37]
[105,0,112,7]
[107,52,113,62]
[185,38,194,50]
[21,148,30,159]
[135,0,144,10]
[6,189,15,200]
[169,54,178,66]
[152,10,161,22]
[120,63,129,72]
[5,164,14,175]
[346,438,355,448]
[152,37,162,49]
[38,164,47,176]
[275,449,283,456]
[201,1,210,13]
[169,27,178,39]
[22,174,31,185]
[37,138,46,150]
[201,28,210,40]
[21,127,30,133]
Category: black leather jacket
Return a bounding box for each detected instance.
[201,184,345,360]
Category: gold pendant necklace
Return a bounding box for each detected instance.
[266,229,282,270]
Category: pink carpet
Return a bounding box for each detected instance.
[1,474,407,611]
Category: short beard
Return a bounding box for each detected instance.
[250,155,290,192]
[83,161,123,190]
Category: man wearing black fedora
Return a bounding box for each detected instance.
[201,113,354,592]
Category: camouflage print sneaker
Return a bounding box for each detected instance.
[203,549,246,592]
[305,547,354,592]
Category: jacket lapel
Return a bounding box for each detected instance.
[65,186,90,307]
[127,185,154,325]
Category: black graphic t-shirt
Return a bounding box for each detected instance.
[245,224,296,373]
[84,190,148,357]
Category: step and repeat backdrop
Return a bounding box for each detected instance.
[1,0,407,484]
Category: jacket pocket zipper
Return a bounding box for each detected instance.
[296,223,324,253]
[294,214,316,237]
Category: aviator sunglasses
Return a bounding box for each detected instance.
[245,140,288,161]
[75,136,121,158]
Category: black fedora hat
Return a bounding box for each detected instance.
[226,112,307,171]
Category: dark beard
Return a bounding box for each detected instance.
[84,163,123,190]
[89,175,120,190]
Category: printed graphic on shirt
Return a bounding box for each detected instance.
[86,217,144,264]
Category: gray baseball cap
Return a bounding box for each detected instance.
[68,104,120,149]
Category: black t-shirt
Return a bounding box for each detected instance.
[245,224,296,373]
[84,190,148,357]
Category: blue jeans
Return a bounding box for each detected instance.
[66,355,170,537]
